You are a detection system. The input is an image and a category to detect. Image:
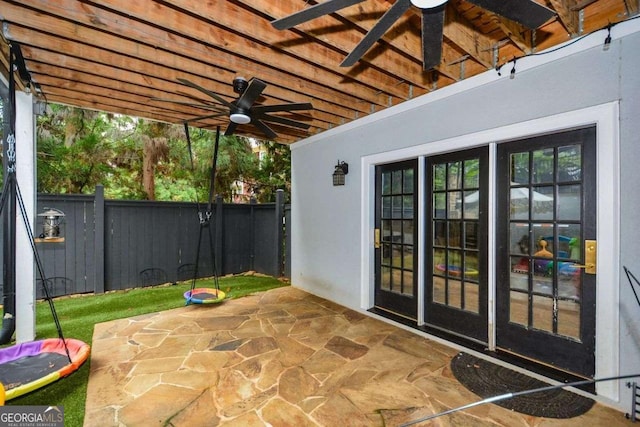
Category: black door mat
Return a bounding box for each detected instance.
[450,352,595,418]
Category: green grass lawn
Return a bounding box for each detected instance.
[4,275,288,427]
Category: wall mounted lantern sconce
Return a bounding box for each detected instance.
[332,160,349,186]
[38,207,65,239]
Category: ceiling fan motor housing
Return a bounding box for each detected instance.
[233,77,248,94]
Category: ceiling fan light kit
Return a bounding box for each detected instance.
[411,0,447,8]
[230,112,251,124]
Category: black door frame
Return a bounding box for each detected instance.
[424,146,489,342]
[495,126,597,377]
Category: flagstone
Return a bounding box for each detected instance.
[166,388,219,427]
[85,286,627,427]
[214,369,260,408]
[220,385,277,418]
[237,336,278,357]
[324,335,368,360]
[311,393,373,426]
[219,411,264,426]
[279,366,320,405]
[130,356,184,375]
[194,315,250,331]
[260,397,318,427]
[162,369,217,390]
[118,383,201,426]
[274,335,315,367]
[123,372,161,397]
[183,350,234,372]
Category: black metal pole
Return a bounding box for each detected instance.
[0,46,18,344]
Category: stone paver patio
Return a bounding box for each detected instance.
[84,286,627,426]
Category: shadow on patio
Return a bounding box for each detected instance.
[84,286,625,426]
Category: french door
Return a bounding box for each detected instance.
[496,126,597,377]
[424,147,489,342]
[374,160,418,319]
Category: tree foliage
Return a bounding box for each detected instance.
[34,104,291,202]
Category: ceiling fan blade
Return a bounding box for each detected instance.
[151,98,227,112]
[466,0,556,29]
[341,0,411,67]
[236,78,267,110]
[177,78,234,108]
[224,121,238,136]
[253,113,311,130]
[252,120,278,140]
[271,0,366,30]
[189,112,228,121]
[421,6,445,71]
[252,102,313,114]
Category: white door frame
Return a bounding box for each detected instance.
[360,101,620,401]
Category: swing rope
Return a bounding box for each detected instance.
[184,125,221,305]
[1,44,72,362]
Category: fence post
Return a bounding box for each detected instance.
[215,195,223,276]
[94,185,105,293]
[250,197,256,271]
[274,189,284,277]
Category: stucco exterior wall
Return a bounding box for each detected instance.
[291,20,640,411]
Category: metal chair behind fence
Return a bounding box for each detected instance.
[139,268,168,287]
[176,263,197,283]
[36,276,73,299]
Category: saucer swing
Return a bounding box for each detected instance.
[183,125,225,305]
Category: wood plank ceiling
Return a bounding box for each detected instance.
[0,0,635,144]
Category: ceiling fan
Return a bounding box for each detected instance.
[158,77,313,140]
[272,0,556,70]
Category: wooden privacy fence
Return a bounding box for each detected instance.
[5,186,289,299]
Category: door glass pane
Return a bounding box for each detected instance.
[511,152,529,184]
[449,221,462,248]
[531,185,554,220]
[433,163,446,191]
[532,148,554,183]
[558,145,581,182]
[510,186,530,220]
[382,243,391,266]
[433,276,445,304]
[558,184,581,220]
[509,291,528,326]
[381,266,391,291]
[434,193,446,218]
[433,248,445,275]
[464,190,479,219]
[402,220,414,245]
[510,257,529,289]
[466,252,479,281]
[403,195,414,219]
[464,159,479,188]
[558,299,580,339]
[382,219,392,243]
[382,172,392,195]
[392,196,402,218]
[448,279,462,308]
[464,222,478,249]
[464,282,479,313]
[448,161,462,189]
[382,196,391,218]
[449,191,462,219]
[403,168,414,193]
[402,270,414,296]
[532,295,553,332]
[392,170,402,193]
[434,220,446,246]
